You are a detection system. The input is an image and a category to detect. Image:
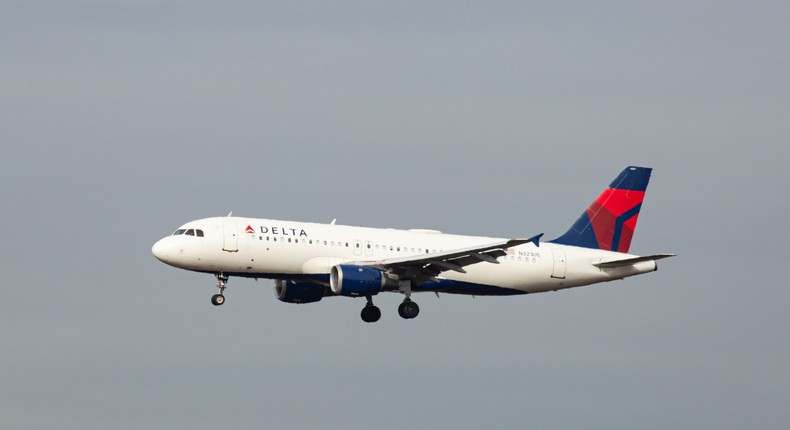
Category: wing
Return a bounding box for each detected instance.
[354,233,543,285]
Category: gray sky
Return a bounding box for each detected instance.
[1,1,789,429]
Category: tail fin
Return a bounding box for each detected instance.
[551,166,652,253]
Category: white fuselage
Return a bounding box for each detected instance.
[152,217,658,296]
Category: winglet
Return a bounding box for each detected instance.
[505,233,543,249]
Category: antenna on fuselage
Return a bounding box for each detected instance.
[330,218,336,225]
[227,211,233,217]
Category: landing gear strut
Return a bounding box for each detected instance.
[360,295,381,323]
[397,279,420,319]
[212,273,228,306]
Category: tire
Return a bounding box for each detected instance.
[361,305,381,323]
[398,300,419,319]
[403,301,419,319]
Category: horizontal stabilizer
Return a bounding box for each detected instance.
[594,253,676,268]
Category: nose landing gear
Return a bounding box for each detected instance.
[211,273,228,306]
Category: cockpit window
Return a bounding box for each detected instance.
[172,228,204,237]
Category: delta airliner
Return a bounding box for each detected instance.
[152,166,674,322]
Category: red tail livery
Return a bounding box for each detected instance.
[552,166,651,253]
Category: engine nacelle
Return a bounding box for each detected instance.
[273,280,327,304]
[330,265,385,297]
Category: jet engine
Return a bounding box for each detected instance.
[274,280,327,304]
[330,265,386,297]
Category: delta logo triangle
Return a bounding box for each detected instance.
[245,225,255,234]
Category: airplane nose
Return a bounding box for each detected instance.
[152,237,188,268]
[152,238,170,262]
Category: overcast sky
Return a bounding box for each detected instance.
[1,1,789,429]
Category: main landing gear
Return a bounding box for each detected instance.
[398,298,420,319]
[358,279,420,322]
[360,295,381,323]
[211,273,228,306]
[358,297,419,322]
[397,278,419,319]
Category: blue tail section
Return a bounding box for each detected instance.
[551,166,652,253]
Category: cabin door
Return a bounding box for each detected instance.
[222,222,239,252]
[551,249,566,279]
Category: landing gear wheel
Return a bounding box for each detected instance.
[360,305,381,323]
[398,299,420,319]
[211,294,225,306]
[212,273,228,306]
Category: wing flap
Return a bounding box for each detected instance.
[373,234,542,268]
[352,234,543,281]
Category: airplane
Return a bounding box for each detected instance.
[151,166,674,322]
